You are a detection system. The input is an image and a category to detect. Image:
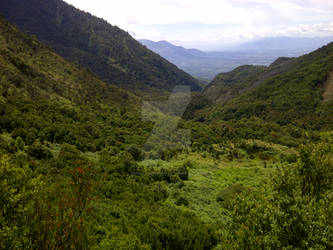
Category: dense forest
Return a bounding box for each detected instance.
[0,1,332,249]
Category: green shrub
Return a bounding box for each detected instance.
[26,142,52,160]
[15,136,24,151]
[127,145,141,161]
[175,197,189,206]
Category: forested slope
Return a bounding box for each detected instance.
[0,17,222,249]
[203,65,267,104]
[199,43,333,129]
[0,0,202,97]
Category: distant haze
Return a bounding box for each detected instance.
[139,37,333,80]
[230,36,333,51]
[63,0,333,51]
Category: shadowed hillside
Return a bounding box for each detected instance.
[0,0,202,97]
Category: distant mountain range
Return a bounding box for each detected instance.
[139,37,333,81]
[231,37,333,51]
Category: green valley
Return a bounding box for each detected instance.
[0,1,332,249]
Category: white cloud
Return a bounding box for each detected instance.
[63,0,333,49]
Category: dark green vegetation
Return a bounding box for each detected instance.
[0,6,332,250]
[0,17,220,249]
[200,44,333,129]
[199,43,333,129]
[0,0,201,97]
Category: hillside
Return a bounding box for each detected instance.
[323,69,333,102]
[0,16,147,150]
[198,43,333,129]
[0,17,225,249]
[203,65,267,103]
[203,57,298,103]
[0,12,332,250]
[0,0,202,96]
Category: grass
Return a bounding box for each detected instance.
[140,152,277,225]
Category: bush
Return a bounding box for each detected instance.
[216,184,246,209]
[127,145,141,161]
[175,197,189,206]
[15,137,24,151]
[170,174,181,183]
[56,143,83,169]
[0,154,43,249]
[178,165,189,181]
[285,153,298,163]
[0,136,9,153]
[26,142,52,160]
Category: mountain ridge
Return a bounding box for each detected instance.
[0,0,202,97]
[203,56,298,104]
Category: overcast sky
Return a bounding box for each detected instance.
[63,0,333,50]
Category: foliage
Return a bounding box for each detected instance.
[218,143,333,249]
[26,141,53,160]
[0,155,42,249]
[0,0,201,96]
[0,154,97,249]
[0,8,332,250]
[198,42,333,130]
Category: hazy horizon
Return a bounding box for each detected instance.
[139,36,333,52]
[63,0,333,50]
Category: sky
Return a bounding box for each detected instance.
[63,0,333,50]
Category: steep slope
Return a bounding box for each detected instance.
[0,0,201,96]
[323,69,333,102]
[0,17,139,106]
[204,57,297,104]
[0,16,148,150]
[198,43,333,129]
[0,17,223,249]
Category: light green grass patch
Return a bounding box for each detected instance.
[140,152,276,225]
